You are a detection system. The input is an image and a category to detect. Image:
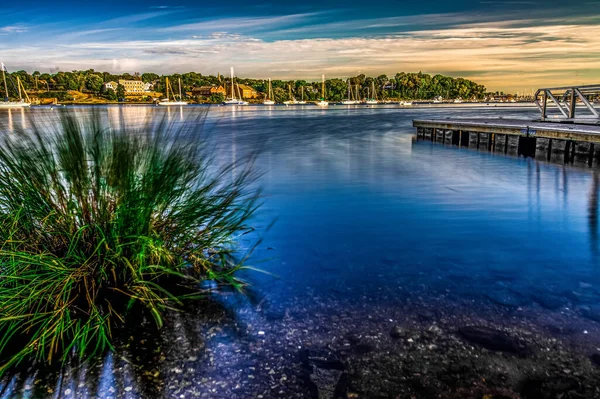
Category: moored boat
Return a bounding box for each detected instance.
[1,62,31,108]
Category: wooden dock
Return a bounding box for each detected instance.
[413,119,600,166]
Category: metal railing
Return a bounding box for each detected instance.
[534,84,600,123]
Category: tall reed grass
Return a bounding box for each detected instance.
[0,109,259,373]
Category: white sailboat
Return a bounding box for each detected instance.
[263,78,275,105]
[341,79,357,105]
[283,84,298,105]
[158,77,188,106]
[1,62,31,108]
[223,67,249,105]
[297,86,307,104]
[365,81,378,104]
[315,74,328,107]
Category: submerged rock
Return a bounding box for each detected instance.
[590,353,600,368]
[390,326,405,339]
[300,349,346,399]
[458,326,531,356]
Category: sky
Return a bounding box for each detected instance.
[1,0,599,91]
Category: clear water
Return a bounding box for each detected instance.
[2,105,599,314]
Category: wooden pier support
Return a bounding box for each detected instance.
[413,119,600,168]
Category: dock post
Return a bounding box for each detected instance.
[550,139,568,163]
[507,135,520,155]
[535,138,551,161]
[479,133,490,151]
[494,134,507,154]
[444,130,453,145]
[468,132,479,148]
[573,141,593,166]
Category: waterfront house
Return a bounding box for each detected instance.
[237,84,258,99]
[118,79,145,94]
[192,85,226,97]
[103,81,118,91]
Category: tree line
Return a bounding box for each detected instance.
[4,69,488,101]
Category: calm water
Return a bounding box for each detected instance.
[2,105,599,311]
[2,105,600,398]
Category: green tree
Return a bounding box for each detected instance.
[85,74,104,93]
[116,84,126,101]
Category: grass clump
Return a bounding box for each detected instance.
[0,110,259,373]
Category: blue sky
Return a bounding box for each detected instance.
[2,0,599,91]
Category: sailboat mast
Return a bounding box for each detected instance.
[165,77,170,101]
[321,74,325,100]
[16,77,22,100]
[179,78,182,100]
[1,63,8,100]
[230,67,235,100]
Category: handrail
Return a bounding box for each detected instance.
[534,84,600,122]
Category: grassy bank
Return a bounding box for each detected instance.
[0,110,260,374]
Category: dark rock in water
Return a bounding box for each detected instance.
[486,291,523,307]
[351,343,374,355]
[300,349,344,371]
[520,376,581,399]
[590,353,600,368]
[300,349,346,399]
[390,326,405,339]
[417,310,436,321]
[532,294,565,310]
[458,326,531,356]
[581,305,600,323]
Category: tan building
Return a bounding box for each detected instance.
[192,85,226,97]
[118,79,145,94]
[237,84,258,99]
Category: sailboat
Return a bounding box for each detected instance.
[263,78,275,105]
[1,62,31,108]
[297,86,307,104]
[223,67,248,105]
[315,74,328,107]
[283,84,298,105]
[365,81,378,105]
[341,79,357,105]
[158,77,188,106]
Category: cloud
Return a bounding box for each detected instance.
[1,13,598,91]
[160,12,324,33]
[0,25,28,34]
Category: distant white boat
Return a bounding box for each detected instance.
[315,74,328,106]
[263,78,275,105]
[342,79,358,104]
[1,62,31,108]
[453,98,463,103]
[297,86,307,104]
[223,67,249,105]
[364,81,379,105]
[158,77,188,106]
[399,101,413,106]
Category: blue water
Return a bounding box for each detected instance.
[2,105,599,313]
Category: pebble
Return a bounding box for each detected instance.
[258,331,265,335]
[64,389,72,395]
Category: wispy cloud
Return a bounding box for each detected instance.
[0,25,28,34]
[1,10,598,91]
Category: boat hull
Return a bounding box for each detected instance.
[0,102,31,108]
[157,101,188,106]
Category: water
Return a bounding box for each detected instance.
[2,105,599,309]
[1,105,599,397]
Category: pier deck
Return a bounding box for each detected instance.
[413,118,600,166]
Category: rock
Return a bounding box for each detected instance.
[486,291,523,307]
[590,353,600,368]
[532,294,565,310]
[458,326,531,356]
[300,349,346,399]
[390,326,405,339]
[581,305,600,323]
